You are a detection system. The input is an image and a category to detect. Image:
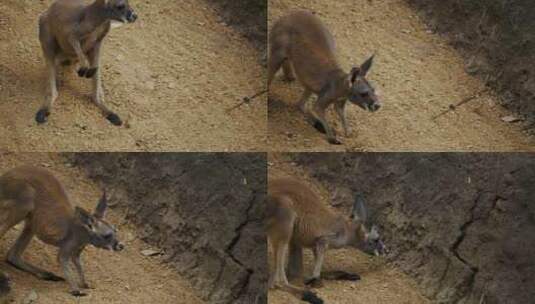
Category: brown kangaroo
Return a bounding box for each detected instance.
[268,10,381,145]
[0,166,124,297]
[267,177,387,304]
[37,0,137,126]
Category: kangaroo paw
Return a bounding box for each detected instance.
[71,290,87,297]
[106,113,123,126]
[35,108,50,124]
[77,67,88,78]
[302,290,324,304]
[327,137,342,145]
[313,120,326,134]
[84,67,98,78]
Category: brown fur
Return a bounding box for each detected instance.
[36,0,137,126]
[269,10,380,145]
[267,177,379,304]
[0,166,123,297]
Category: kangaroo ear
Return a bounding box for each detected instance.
[349,66,360,83]
[351,193,367,222]
[75,207,95,228]
[94,190,108,219]
[359,54,375,77]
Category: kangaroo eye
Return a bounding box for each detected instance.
[116,4,126,10]
[104,233,113,240]
[360,92,369,98]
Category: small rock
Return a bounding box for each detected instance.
[141,249,161,257]
[501,115,522,123]
[23,289,38,304]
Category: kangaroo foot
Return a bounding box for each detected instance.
[35,108,50,124]
[71,290,87,297]
[302,290,323,304]
[77,67,97,78]
[106,113,123,126]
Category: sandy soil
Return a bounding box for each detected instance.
[0,152,204,304]
[267,153,430,304]
[268,0,535,152]
[0,0,266,152]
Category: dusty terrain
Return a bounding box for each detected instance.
[74,153,268,304]
[283,152,535,304]
[267,154,430,304]
[268,0,535,152]
[0,152,204,303]
[0,0,266,152]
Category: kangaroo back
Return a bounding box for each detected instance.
[269,178,342,246]
[269,10,342,92]
[0,166,74,244]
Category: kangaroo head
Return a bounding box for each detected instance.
[347,55,381,112]
[98,0,137,23]
[75,190,124,252]
[348,193,387,256]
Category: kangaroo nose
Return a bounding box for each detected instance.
[127,12,138,23]
[113,242,125,251]
[370,103,381,112]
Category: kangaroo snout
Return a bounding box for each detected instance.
[113,241,125,252]
[126,10,137,23]
[369,103,381,112]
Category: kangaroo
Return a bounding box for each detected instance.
[0,165,124,297]
[267,177,387,304]
[268,10,381,145]
[36,0,138,126]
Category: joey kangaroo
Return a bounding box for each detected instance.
[37,0,138,126]
[0,166,124,297]
[269,10,381,145]
[267,177,387,304]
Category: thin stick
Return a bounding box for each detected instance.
[432,88,489,121]
[226,89,268,113]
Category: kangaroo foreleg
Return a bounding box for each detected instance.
[87,43,122,126]
[72,252,89,289]
[59,248,85,297]
[305,238,328,288]
[68,36,91,78]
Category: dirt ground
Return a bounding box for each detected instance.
[268,0,535,152]
[0,152,204,304]
[267,153,430,304]
[0,0,266,152]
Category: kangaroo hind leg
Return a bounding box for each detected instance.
[7,221,64,282]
